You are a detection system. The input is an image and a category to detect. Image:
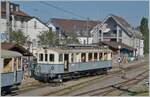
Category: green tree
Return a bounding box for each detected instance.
[63,32,80,45]
[139,17,149,54]
[9,30,27,45]
[38,30,59,47]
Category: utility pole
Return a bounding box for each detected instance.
[59,30,61,45]
[6,1,10,42]
[0,1,1,19]
[86,18,89,44]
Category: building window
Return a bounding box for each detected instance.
[99,30,101,37]
[10,5,13,12]
[16,6,19,12]
[34,21,37,29]
[59,54,63,62]
[45,54,48,61]
[49,54,54,62]
[39,53,43,61]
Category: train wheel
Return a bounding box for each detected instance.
[1,90,6,96]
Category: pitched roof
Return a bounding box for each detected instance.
[100,41,136,51]
[29,17,49,28]
[1,49,22,58]
[50,18,100,36]
[1,42,32,56]
[103,14,143,39]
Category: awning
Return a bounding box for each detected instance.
[100,41,136,51]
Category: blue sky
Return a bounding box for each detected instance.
[14,1,149,27]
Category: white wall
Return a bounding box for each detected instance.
[47,23,56,32]
[27,18,49,47]
[0,19,7,33]
[139,39,144,56]
[77,37,93,44]
[122,30,132,47]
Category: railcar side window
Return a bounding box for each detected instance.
[81,53,86,62]
[71,53,74,63]
[14,58,18,70]
[99,53,102,60]
[59,54,63,62]
[39,53,43,61]
[49,54,54,62]
[104,53,108,60]
[18,57,22,70]
[45,54,48,61]
[88,53,92,61]
[94,53,97,60]
[3,58,13,72]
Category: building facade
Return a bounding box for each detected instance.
[26,17,50,48]
[0,1,50,49]
[91,14,144,57]
[47,18,99,45]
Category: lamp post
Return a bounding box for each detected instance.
[118,45,126,79]
[118,45,121,75]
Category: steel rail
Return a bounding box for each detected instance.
[43,62,147,96]
[74,69,148,96]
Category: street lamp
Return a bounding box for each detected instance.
[118,45,126,79]
[118,45,121,74]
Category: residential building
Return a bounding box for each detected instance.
[47,18,99,44]
[0,1,50,49]
[26,17,50,48]
[0,1,31,40]
[91,14,144,57]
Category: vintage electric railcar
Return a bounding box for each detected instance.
[33,46,112,82]
[1,50,23,95]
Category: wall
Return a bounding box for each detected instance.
[47,22,56,32]
[121,29,132,46]
[0,19,7,32]
[77,37,93,44]
[27,18,49,47]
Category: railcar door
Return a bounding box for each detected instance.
[13,58,17,83]
[64,54,69,72]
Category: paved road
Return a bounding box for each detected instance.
[16,59,148,96]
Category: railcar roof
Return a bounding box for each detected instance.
[37,46,112,53]
[1,49,22,58]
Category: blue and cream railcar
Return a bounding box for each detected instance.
[33,47,112,81]
[1,50,23,95]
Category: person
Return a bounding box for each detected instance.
[121,67,126,79]
[23,64,29,80]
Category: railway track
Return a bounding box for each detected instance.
[74,69,148,96]
[43,61,148,96]
[6,60,147,96]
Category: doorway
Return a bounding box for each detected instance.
[64,54,69,71]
